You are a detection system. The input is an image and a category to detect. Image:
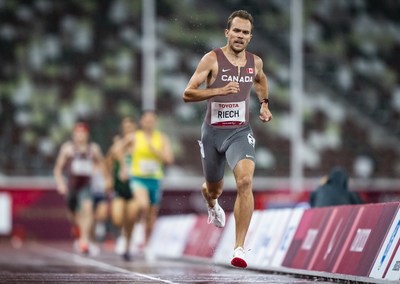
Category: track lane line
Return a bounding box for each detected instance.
[32,243,179,284]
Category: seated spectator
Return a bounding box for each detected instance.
[310,166,363,208]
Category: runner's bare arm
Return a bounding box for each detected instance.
[161,134,174,165]
[53,143,70,195]
[92,144,112,191]
[183,52,240,102]
[254,56,272,122]
[105,145,116,176]
[114,135,134,182]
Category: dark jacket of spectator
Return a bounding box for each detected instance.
[310,167,363,208]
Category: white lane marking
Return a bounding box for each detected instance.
[33,243,179,284]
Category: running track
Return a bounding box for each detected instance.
[0,240,343,283]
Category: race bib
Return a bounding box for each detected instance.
[91,172,106,193]
[71,158,93,176]
[139,159,160,175]
[211,101,246,126]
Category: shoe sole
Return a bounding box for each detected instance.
[208,206,226,228]
[213,206,225,228]
[213,222,225,228]
[231,257,247,268]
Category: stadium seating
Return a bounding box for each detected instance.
[0,0,399,180]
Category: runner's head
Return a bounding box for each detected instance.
[226,10,254,32]
[225,10,253,53]
[121,117,136,136]
[140,110,157,132]
[72,122,89,144]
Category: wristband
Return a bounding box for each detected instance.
[260,98,269,105]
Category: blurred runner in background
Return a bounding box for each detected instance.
[54,122,110,255]
[90,161,109,243]
[105,117,139,261]
[128,111,174,252]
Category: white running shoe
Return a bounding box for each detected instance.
[89,242,100,257]
[231,247,247,268]
[115,235,126,255]
[207,200,226,228]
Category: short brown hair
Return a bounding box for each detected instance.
[226,10,254,31]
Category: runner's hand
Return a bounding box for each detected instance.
[259,104,272,122]
[220,82,240,95]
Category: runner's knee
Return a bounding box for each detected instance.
[236,175,252,193]
[204,182,223,199]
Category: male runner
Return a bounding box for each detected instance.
[54,122,108,254]
[129,111,174,249]
[105,117,139,261]
[183,10,272,268]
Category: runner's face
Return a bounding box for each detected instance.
[140,112,157,131]
[122,120,136,136]
[225,17,252,53]
[73,128,89,144]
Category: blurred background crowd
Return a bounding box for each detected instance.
[0,0,399,182]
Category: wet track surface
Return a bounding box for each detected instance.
[0,241,344,283]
